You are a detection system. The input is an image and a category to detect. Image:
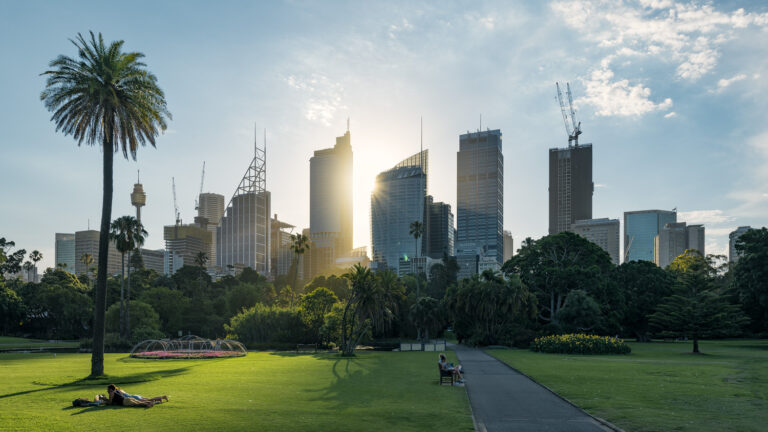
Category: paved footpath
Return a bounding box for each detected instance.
[453,344,614,432]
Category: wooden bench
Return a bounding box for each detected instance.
[438,363,454,385]
[296,344,317,353]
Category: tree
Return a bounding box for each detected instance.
[340,266,404,356]
[42,32,170,376]
[612,261,673,341]
[503,232,613,328]
[289,233,310,308]
[194,251,208,268]
[80,253,95,289]
[139,286,186,336]
[299,287,339,344]
[409,220,423,260]
[650,250,748,353]
[29,250,43,281]
[0,281,25,334]
[409,296,441,342]
[110,216,131,338]
[555,289,602,332]
[23,261,34,282]
[0,238,26,278]
[732,228,768,333]
[125,219,147,339]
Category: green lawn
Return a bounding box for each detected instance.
[0,350,472,431]
[488,339,768,432]
[0,336,78,350]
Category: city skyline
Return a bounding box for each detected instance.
[2,1,768,271]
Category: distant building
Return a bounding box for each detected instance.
[503,231,514,263]
[139,248,165,274]
[197,192,225,266]
[74,230,121,275]
[371,150,428,275]
[624,210,677,263]
[398,255,435,278]
[549,144,593,234]
[55,233,76,271]
[309,128,353,279]
[456,129,504,279]
[571,218,620,264]
[654,222,705,268]
[729,226,753,263]
[270,215,297,279]
[164,224,212,274]
[335,246,371,272]
[424,195,454,259]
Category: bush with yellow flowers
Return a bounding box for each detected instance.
[530,333,631,355]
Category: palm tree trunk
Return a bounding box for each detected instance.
[91,137,113,377]
[120,253,125,338]
[126,249,132,340]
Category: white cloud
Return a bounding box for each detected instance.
[283,74,347,126]
[664,111,677,118]
[716,73,747,91]
[551,0,768,116]
[678,209,733,225]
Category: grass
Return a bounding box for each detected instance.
[0,350,473,431]
[488,339,768,432]
[0,336,78,350]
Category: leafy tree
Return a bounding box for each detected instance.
[0,281,25,334]
[41,32,170,376]
[225,304,310,347]
[23,261,35,282]
[18,269,92,339]
[650,250,748,353]
[555,289,602,333]
[299,287,339,344]
[732,228,768,333]
[106,300,160,335]
[139,286,187,335]
[340,266,404,356]
[194,251,208,268]
[503,232,613,328]
[0,237,26,277]
[409,296,441,342]
[172,265,212,297]
[612,261,674,341]
[226,282,275,316]
[109,216,132,337]
[303,274,351,301]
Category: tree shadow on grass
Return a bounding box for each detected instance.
[0,367,191,400]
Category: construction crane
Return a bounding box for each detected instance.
[194,161,206,211]
[172,177,180,227]
[556,82,582,147]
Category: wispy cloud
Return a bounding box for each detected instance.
[679,209,733,225]
[715,73,747,92]
[664,111,677,118]
[284,74,347,126]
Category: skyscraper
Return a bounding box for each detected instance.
[548,144,593,234]
[456,129,504,279]
[654,222,706,267]
[503,231,514,263]
[197,192,225,266]
[74,230,122,275]
[270,214,297,279]
[54,233,76,271]
[729,226,752,263]
[624,210,677,263]
[571,218,620,264]
[165,223,212,274]
[309,128,353,278]
[371,150,428,274]
[424,195,454,259]
[216,130,271,274]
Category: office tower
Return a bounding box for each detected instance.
[729,226,753,263]
[270,215,297,279]
[217,131,271,274]
[54,233,76,271]
[424,195,454,259]
[371,150,428,275]
[197,192,225,266]
[654,222,706,268]
[309,128,353,278]
[571,218,620,264]
[503,231,514,263]
[624,210,677,263]
[456,129,504,279]
[74,230,122,275]
[164,223,212,274]
[139,248,165,274]
[549,145,593,234]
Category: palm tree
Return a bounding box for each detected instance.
[125,219,147,339]
[29,250,43,282]
[41,32,170,377]
[409,220,424,298]
[289,233,310,308]
[110,217,132,338]
[194,251,209,268]
[80,253,94,289]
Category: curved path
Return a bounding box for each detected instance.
[453,344,615,432]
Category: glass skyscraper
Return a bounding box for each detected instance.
[54,233,76,271]
[370,150,428,274]
[624,209,676,263]
[456,129,504,279]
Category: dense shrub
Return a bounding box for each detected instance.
[225,303,312,347]
[105,300,161,333]
[530,333,631,355]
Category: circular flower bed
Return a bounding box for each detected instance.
[130,336,247,359]
[530,333,631,355]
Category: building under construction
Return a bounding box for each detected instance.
[216,129,271,275]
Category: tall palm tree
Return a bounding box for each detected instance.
[41,32,170,377]
[289,233,310,308]
[80,253,94,289]
[194,251,208,268]
[29,250,43,281]
[110,216,132,338]
[409,220,424,298]
[125,218,147,339]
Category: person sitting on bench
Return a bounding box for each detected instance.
[439,353,464,383]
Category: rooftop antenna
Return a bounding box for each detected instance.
[479,114,482,132]
[137,169,140,183]
[347,117,350,133]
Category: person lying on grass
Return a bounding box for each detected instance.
[107,384,168,408]
[72,395,108,407]
[439,353,464,383]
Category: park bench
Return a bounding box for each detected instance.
[438,363,454,385]
[296,343,317,353]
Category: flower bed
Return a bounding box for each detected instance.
[131,350,246,359]
[530,333,631,355]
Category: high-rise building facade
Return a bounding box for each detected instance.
[54,233,76,271]
[217,133,271,275]
[456,129,504,279]
[164,224,212,274]
[571,218,620,264]
[549,144,593,234]
[624,210,677,263]
[424,195,454,259]
[74,230,122,275]
[371,150,428,275]
[139,248,165,274]
[654,222,706,267]
[197,192,225,266]
[503,231,514,263]
[309,129,353,278]
[729,226,753,263]
[270,215,297,279]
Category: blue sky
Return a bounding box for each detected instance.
[1,0,767,271]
